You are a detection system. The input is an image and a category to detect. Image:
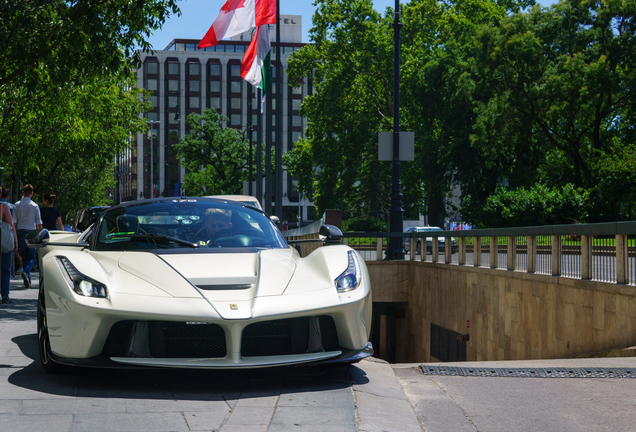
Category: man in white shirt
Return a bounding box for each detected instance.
[13,184,42,288]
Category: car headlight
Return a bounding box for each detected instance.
[57,257,108,298]
[335,250,362,293]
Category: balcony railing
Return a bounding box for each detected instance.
[340,222,636,286]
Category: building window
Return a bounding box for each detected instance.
[292,131,302,142]
[146,79,158,91]
[231,98,241,109]
[168,96,178,108]
[231,114,241,126]
[292,86,303,95]
[292,116,302,127]
[210,97,221,109]
[169,113,179,124]
[146,62,158,74]
[231,65,241,76]
[231,81,241,93]
[292,99,301,111]
[209,81,220,93]
[189,96,200,108]
[210,64,220,76]
[168,80,179,91]
[168,130,179,140]
[189,80,200,92]
[188,63,200,75]
[168,63,179,75]
[148,95,158,108]
[147,112,158,122]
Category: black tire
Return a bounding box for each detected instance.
[37,288,65,373]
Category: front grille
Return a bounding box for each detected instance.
[241,316,339,357]
[102,320,226,359]
[150,321,226,358]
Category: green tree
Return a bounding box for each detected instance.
[0,0,180,90]
[400,0,534,226]
[467,0,636,222]
[175,109,252,196]
[286,0,393,219]
[0,0,180,211]
[286,0,532,225]
[2,70,148,214]
[476,183,589,228]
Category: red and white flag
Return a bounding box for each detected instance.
[198,0,276,49]
[241,24,271,110]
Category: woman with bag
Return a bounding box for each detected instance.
[1,201,18,303]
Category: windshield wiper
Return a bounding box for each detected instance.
[107,232,199,248]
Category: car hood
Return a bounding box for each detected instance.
[116,249,297,319]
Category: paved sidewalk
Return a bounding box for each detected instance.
[395,358,636,432]
[0,273,419,432]
[2,273,635,431]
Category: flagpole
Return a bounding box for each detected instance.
[256,87,263,207]
[274,0,283,221]
[265,77,272,215]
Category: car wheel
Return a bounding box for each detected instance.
[37,287,65,373]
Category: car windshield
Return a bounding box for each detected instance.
[94,199,286,251]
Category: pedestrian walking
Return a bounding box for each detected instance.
[1,197,18,303]
[41,193,64,231]
[13,184,42,288]
[0,188,22,275]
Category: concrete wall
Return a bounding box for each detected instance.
[368,261,636,363]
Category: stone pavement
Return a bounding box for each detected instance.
[1,273,635,431]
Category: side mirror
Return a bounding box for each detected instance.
[76,221,87,231]
[26,228,50,249]
[319,224,343,245]
[270,215,280,224]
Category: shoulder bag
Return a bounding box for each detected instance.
[1,206,14,253]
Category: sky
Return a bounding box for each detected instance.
[146,0,557,50]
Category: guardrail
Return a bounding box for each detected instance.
[341,222,636,286]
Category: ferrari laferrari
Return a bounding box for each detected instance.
[27,197,372,372]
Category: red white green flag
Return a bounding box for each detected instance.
[198,0,276,49]
[241,24,271,108]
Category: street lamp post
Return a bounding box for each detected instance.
[148,120,160,198]
[386,0,405,259]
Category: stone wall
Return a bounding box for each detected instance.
[367,261,636,363]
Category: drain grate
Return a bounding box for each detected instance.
[419,365,636,378]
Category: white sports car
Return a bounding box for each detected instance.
[27,197,372,372]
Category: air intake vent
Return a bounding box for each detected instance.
[241,316,339,357]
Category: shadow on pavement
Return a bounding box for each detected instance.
[0,297,37,322]
[8,333,359,401]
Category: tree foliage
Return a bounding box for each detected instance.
[0,0,180,214]
[465,0,636,224]
[175,109,252,196]
[477,184,589,228]
[286,0,393,219]
[290,0,635,227]
[286,0,533,225]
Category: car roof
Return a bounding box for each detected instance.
[416,226,442,231]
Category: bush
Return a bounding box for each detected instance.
[342,216,387,232]
[476,184,589,228]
